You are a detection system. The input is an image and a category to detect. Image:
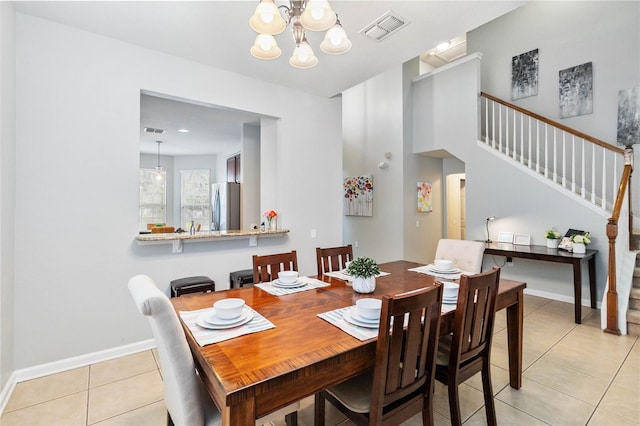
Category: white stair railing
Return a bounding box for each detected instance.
[480,92,625,213]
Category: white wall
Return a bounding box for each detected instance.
[241,124,260,229]
[0,1,16,389]
[467,0,640,211]
[14,14,342,369]
[342,67,405,263]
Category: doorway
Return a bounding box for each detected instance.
[446,173,466,239]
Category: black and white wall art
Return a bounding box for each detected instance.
[558,62,593,119]
[511,48,539,100]
[617,86,640,146]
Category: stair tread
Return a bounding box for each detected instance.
[627,308,640,322]
[631,288,640,298]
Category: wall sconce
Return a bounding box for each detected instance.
[485,216,496,243]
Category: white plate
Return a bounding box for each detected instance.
[273,279,306,288]
[350,310,380,324]
[199,309,254,329]
[343,310,379,329]
[427,264,461,274]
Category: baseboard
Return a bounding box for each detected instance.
[524,288,601,309]
[0,372,17,417]
[14,339,156,383]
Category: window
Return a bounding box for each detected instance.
[181,170,211,231]
[139,169,167,231]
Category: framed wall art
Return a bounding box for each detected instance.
[617,86,640,146]
[559,62,593,119]
[417,181,432,213]
[343,175,373,216]
[511,48,539,100]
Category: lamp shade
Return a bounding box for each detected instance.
[300,0,336,31]
[249,0,286,35]
[250,34,282,59]
[289,41,318,68]
[320,22,351,55]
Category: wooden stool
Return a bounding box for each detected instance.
[170,276,215,297]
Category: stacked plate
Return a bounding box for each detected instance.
[197,307,254,330]
[272,279,307,288]
[426,264,461,275]
[343,308,380,329]
[442,281,460,305]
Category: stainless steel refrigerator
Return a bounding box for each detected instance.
[211,182,240,231]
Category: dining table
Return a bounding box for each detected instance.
[171,260,526,426]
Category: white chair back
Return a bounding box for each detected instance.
[128,274,219,426]
[435,239,485,273]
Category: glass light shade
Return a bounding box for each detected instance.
[249,0,286,35]
[300,0,336,31]
[289,41,318,68]
[250,34,282,60]
[320,24,351,55]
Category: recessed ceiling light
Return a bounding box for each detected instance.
[436,41,450,52]
[177,129,190,133]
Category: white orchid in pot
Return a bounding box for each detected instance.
[570,233,591,254]
[545,228,561,248]
[346,257,380,294]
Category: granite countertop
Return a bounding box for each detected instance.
[136,228,289,242]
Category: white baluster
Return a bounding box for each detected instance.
[562,132,566,188]
[601,146,607,210]
[581,138,586,198]
[571,135,575,193]
[498,104,502,153]
[591,143,596,203]
[544,124,548,178]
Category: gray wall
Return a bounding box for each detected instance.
[13,13,342,370]
[467,0,640,211]
[0,1,16,390]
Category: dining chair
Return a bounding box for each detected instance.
[316,244,354,275]
[252,250,298,283]
[127,275,299,426]
[314,284,443,426]
[434,239,485,273]
[435,267,501,426]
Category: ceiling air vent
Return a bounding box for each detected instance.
[143,127,165,134]
[360,11,410,42]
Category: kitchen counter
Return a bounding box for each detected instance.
[136,229,289,253]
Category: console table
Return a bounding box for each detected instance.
[484,242,597,324]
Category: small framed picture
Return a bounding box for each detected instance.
[558,229,586,251]
[497,232,514,243]
[513,233,531,245]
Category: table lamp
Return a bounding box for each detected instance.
[485,216,496,243]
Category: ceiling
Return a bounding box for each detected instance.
[14,1,526,156]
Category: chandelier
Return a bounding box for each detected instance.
[249,0,352,69]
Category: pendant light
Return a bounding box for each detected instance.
[155,141,164,181]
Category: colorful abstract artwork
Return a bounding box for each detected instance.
[344,175,373,216]
[417,182,432,213]
[559,62,593,119]
[511,49,539,100]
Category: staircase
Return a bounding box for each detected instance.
[479,92,635,336]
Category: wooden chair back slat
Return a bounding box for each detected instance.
[316,245,354,275]
[252,251,298,284]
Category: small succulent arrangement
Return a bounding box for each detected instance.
[346,257,380,278]
[571,233,591,245]
[545,228,561,239]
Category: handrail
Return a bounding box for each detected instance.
[481,92,625,155]
[605,160,632,335]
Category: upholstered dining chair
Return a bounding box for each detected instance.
[252,250,298,283]
[314,285,443,426]
[434,239,485,273]
[315,244,354,275]
[127,275,299,426]
[435,267,501,426]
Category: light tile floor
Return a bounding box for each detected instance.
[1,295,638,425]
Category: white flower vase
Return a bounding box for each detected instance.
[352,276,376,294]
[573,242,586,254]
[546,238,560,248]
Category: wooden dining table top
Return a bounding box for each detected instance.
[171,260,526,423]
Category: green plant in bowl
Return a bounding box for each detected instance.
[346,257,380,278]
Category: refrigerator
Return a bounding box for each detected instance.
[211,182,241,231]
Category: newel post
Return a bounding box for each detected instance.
[605,219,621,335]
